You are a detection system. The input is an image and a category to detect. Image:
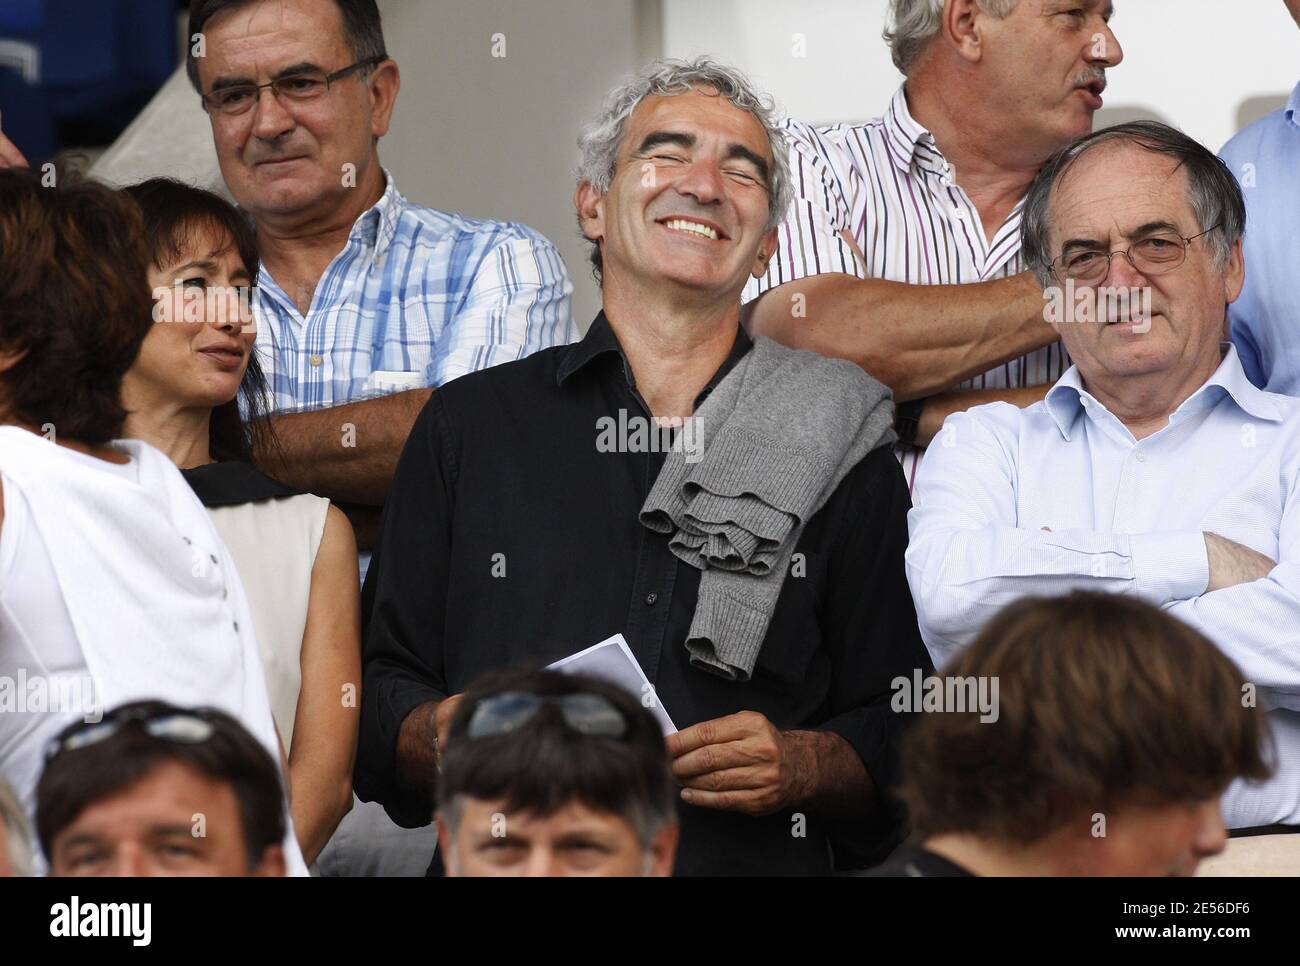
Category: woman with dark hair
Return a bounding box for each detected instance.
[120,178,360,865]
[0,168,306,875]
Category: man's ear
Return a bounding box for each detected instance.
[369,60,401,140]
[575,179,606,244]
[254,844,286,877]
[944,0,986,65]
[1224,236,1245,305]
[751,226,778,279]
[647,822,679,877]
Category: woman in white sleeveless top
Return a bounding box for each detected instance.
[0,170,306,875]
[119,179,360,866]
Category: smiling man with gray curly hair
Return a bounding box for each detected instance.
[356,56,929,875]
[575,57,793,284]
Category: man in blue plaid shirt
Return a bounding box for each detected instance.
[188,0,575,538]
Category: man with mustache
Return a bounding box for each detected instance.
[906,122,1300,872]
[744,0,1122,492]
[357,58,931,876]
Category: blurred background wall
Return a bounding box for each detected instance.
[2,0,1296,327]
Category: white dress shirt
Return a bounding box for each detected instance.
[906,343,1300,828]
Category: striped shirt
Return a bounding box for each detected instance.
[742,86,1069,493]
[253,171,577,414]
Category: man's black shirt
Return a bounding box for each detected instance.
[356,313,932,875]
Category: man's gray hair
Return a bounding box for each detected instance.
[576,56,793,282]
[0,776,33,877]
[884,0,1019,74]
[1021,121,1247,285]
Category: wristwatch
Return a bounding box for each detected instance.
[894,398,925,448]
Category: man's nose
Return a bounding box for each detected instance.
[672,159,725,207]
[1106,249,1148,288]
[521,847,561,877]
[106,846,148,877]
[250,87,295,141]
[1087,24,1124,68]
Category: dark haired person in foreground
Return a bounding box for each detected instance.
[869,593,1270,877]
[437,671,677,877]
[0,169,305,874]
[907,122,1300,867]
[37,701,288,876]
[121,178,360,866]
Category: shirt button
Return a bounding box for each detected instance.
[645,592,658,606]
[233,621,240,633]
[309,355,323,367]
[223,587,229,600]
[209,554,219,565]
[1135,451,1146,463]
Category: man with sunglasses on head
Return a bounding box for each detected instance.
[36,701,288,877]
[907,121,1300,871]
[436,671,677,877]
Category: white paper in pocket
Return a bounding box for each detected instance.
[365,369,426,397]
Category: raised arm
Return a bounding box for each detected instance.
[253,229,573,504]
[748,270,1052,401]
[256,388,431,505]
[742,121,1055,401]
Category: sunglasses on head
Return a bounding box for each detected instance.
[45,705,217,763]
[464,691,630,741]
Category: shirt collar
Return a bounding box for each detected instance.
[1044,342,1283,440]
[348,168,405,258]
[883,84,944,175]
[1287,80,1300,130]
[557,311,753,408]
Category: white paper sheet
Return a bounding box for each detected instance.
[547,634,677,735]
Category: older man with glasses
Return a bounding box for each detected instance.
[906,120,1300,873]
